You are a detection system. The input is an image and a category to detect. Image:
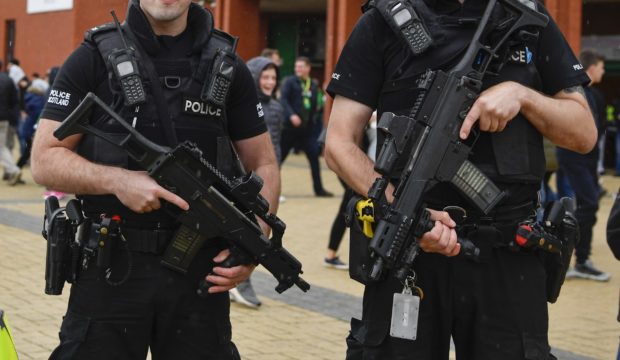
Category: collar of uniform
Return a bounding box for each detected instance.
[125,0,213,56]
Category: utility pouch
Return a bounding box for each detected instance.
[202,49,236,107]
[79,215,134,287]
[346,196,376,285]
[545,199,579,303]
[380,0,433,56]
[95,217,120,271]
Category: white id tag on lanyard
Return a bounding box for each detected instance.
[389,285,420,340]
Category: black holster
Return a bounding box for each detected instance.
[544,206,579,303]
[346,196,375,285]
[43,199,83,295]
[44,213,74,295]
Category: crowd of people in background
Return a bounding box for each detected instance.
[2,47,617,309]
[229,49,351,309]
[0,59,65,198]
[543,49,612,282]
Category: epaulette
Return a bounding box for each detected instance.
[362,0,375,13]
[84,22,117,43]
[210,29,238,53]
[518,0,537,11]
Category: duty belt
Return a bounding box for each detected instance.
[120,227,175,254]
[439,200,538,249]
[446,200,537,226]
[85,214,178,254]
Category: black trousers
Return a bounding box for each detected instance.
[49,245,240,360]
[328,179,354,251]
[346,227,553,360]
[280,125,326,194]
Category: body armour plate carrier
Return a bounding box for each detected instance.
[367,0,545,183]
[78,4,243,218]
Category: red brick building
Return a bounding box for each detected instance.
[1,0,617,100]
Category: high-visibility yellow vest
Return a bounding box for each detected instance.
[0,309,19,360]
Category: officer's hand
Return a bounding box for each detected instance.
[417,210,460,257]
[460,81,524,139]
[206,249,256,293]
[290,114,303,127]
[114,169,189,213]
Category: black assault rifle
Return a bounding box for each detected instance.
[366,0,549,282]
[53,93,310,294]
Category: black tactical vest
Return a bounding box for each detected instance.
[78,1,240,221]
[369,0,545,184]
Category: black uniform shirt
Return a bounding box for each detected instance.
[42,29,266,141]
[41,14,266,223]
[327,0,589,206]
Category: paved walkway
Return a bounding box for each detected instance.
[0,155,618,359]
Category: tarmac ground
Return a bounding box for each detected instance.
[0,154,618,359]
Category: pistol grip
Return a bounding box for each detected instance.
[196,253,242,298]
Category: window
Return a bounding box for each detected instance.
[5,20,16,66]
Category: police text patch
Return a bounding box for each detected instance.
[47,89,72,107]
[508,46,533,65]
[183,97,222,118]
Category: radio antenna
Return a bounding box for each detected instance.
[110,10,130,49]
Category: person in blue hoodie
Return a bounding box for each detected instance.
[16,81,46,172]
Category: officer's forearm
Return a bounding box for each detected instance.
[254,161,280,236]
[31,119,124,195]
[325,96,377,197]
[520,85,597,154]
[33,146,125,195]
[326,140,377,197]
[234,132,281,235]
[255,161,280,216]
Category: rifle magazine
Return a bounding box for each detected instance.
[451,160,505,214]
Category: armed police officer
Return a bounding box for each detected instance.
[325,0,596,359]
[31,0,279,359]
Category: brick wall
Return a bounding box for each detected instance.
[0,1,75,77]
